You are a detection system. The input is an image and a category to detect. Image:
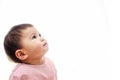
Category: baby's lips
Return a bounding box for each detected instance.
[43,42,47,46]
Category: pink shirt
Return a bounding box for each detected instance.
[9,57,57,80]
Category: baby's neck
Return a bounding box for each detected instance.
[23,57,45,65]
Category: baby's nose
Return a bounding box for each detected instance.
[40,37,44,41]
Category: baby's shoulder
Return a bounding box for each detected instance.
[12,63,34,74]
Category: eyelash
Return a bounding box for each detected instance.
[39,34,41,37]
[32,35,37,39]
[32,34,41,39]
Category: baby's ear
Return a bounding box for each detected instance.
[15,49,28,60]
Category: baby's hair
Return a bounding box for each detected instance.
[4,23,33,63]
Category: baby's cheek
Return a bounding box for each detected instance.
[33,45,43,51]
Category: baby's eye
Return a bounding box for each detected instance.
[32,35,37,39]
[39,34,41,37]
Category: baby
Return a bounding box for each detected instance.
[4,23,57,80]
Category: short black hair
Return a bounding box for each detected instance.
[4,23,33,63]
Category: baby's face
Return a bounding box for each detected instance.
[20,27,48,61]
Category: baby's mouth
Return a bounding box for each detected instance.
[43,42,47,46]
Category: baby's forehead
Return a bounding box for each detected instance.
[22,27,38,33]
[21,27,39,36]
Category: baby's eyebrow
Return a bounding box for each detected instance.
[31,32,36,35]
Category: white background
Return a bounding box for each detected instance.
[0,0,119,80]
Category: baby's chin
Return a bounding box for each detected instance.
[43,48,49,55]
[45,46,49,52]
[45,48,49,53]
